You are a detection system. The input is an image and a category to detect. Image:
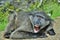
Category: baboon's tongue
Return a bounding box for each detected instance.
[34,25,40,33]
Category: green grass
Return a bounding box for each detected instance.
[0,22,7,31]
[43,2,60,19]
[0,11,8,31]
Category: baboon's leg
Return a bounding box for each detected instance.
[5,13,16,33]
[10,25,39,39]
[46,22,56,35]
[38,21,55,37]
[10,27,31,39]
[4,11,17,38]
[47,29,56,35]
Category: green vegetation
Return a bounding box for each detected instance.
[0,0,60,31]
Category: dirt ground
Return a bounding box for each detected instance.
[0,17,60,40]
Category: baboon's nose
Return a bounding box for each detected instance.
[34,25,40,27]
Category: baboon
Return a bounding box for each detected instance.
[4,11,56,39]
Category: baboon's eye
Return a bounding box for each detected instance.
[37,15,42,18]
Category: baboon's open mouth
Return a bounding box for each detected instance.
[34,25,40,33]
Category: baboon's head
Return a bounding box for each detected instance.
[29,12,47,33]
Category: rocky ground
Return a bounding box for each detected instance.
[0,17,60,40]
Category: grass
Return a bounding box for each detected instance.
[0,11,8,31]
[0,22,7,31]
[43,2,60,19]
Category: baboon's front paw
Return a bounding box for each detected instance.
[47,31,56,35]
[4,33,11,39]
[47,29,56,35]
[39,33,48,38]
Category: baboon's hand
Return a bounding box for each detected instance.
[47,29,56,35]
[4,32,11,39]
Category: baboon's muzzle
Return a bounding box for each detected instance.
[34,25,40,33]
